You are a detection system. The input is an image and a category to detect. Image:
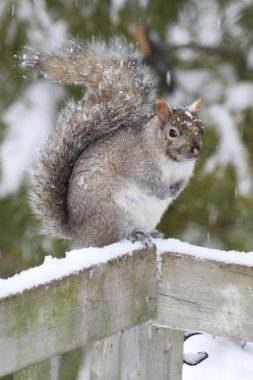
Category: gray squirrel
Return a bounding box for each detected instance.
[22,37,204,248]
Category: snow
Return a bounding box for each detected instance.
[0,240,143,299]
[226,82,253,111]
[183,333,253,380]
[16,0,67,46]
[166,0,253,198]
[1,237,253,297]
[169,65,253,197]
[184,110,193,118]
[1,1,253,378]
[204,104,252,196]
[110,0,127,25]
[0,0,67,198]
[183,351,208,366]
[169,0,248,48]
[155,238,253,266]
[0,237,250,378]
[0,81,64,197]
[156,238,253,380]
[169,60,253,197]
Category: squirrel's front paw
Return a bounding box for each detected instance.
[149,229,165,239]
[127,230,159,246]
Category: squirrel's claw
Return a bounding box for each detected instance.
[127,230,154,246]
[127,229,164,245]
[150,229,165,239]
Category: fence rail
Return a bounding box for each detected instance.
[0,242,253,379]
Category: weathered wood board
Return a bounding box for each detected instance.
[0,247,156,377]
[90,323,184,380]
[3,244,253,378]
[158,251,253,341]
[14,356,61,380]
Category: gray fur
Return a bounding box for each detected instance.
[24,37,203,247]
[26,38,157,239]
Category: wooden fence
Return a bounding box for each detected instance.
[0,243,253,379]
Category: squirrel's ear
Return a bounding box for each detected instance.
[156,99,173,128]
[188,97,202,113]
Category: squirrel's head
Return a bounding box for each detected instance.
[156,98,204,162]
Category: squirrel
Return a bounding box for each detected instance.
[22,37,204,248]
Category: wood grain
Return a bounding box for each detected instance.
[90,322,184,380]
[158,252,253,340]
[4,245,253,378]
[0,247,156,377]
[14,356,61,380]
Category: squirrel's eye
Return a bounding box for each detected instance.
[169,128,178,138]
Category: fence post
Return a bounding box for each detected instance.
[14,356,61,380]
[90,323,184,380]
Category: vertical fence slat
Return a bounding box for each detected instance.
[14,356,61,380]
[90,335,120,380]
[90,323,184,380]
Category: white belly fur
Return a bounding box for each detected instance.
[115,183,173,232]
[115,159,195,232]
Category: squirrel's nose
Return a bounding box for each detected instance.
[190,144,201,158]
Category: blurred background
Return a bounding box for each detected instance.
[1,0,253,378]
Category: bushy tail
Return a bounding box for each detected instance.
[23,37,158,239]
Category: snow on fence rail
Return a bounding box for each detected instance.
[0,239,253,379]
